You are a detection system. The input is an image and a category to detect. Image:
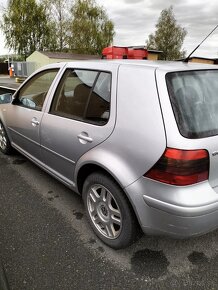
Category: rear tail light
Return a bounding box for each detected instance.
[144,148,209,186]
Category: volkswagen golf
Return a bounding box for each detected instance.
[1,60,218,249]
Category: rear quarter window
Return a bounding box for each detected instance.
[166,70,218,138]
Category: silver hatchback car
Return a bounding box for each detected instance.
[1,60,218,249]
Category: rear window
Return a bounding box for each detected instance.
[166,70,218,138]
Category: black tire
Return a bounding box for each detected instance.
[0,121,13,155]
[82,172,139,249]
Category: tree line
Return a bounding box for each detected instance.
[1,2,187,61]
[1,0,115,59]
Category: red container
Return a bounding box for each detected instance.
[128,49,148,59]
[102,46,128,59]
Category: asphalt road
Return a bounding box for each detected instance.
[0,151,218,290]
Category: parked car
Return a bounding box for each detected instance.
[1,60,218,249]
[0,89,16,104]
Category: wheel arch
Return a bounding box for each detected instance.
[77,163,123,195]
[76,162,141,232]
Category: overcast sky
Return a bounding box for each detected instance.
[0,0,218,58]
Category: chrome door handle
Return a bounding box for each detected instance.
[77,132,93,143]
[31,117,40,127]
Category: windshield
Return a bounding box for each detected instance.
[166,70,218,138]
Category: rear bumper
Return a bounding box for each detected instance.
[125,177,218,238]
[140,204,218,238]
[143,194,218,217]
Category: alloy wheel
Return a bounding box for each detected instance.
[87,184,122,239]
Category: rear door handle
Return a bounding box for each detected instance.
[77,132,93,143]
[31,117,40,127]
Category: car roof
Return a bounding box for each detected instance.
[43,59,218,73]
[98,60,218,72]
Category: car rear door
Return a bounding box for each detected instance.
[40,64,117,185]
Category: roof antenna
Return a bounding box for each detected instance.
[183,24,218,63]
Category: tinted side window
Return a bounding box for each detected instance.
[51,69,111,125]
[15,69,59,111]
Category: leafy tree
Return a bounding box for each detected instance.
[69,0,115,55]
[42,0,70,51]
[1,0,54,58]
[146,6,187,60]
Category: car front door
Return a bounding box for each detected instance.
[6,69,60,162]
[40,66,116,185]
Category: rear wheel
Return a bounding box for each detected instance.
[82,172,138,249]
[0,121,12,154]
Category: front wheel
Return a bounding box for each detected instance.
[0,121,12,154]
[82,172,139,249]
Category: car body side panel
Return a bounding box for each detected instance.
[7,107,43,160]
[75,64,166,189]
[0,104,12,139]
[40,115,116,182]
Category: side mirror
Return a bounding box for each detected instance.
[0,93,13,104]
